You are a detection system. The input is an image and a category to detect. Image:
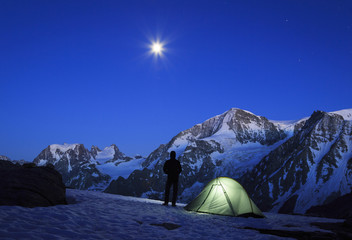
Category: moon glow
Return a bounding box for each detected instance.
[151,41,164,56]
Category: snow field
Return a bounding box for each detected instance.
[0,189,342,240]
[95,146,116,164]
[96,157,144,180]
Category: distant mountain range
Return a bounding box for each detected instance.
[33,144,145,190]
[0,155,27,165]
[2,108,351,214]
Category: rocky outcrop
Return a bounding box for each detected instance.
[0,160,67,207]
[110,144,133,162]
[306,192,352,219]
[90,146,101,159]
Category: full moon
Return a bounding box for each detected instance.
[151,42,163,55]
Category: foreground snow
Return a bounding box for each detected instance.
[0,190,342,240]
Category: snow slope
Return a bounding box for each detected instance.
[0,190,342,240]
[94,146,116,164]
[96,157,144,180]
[331,108,352,120]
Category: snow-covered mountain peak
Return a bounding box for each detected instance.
[227,107,255,115]
[215,108,259,125]
[166,107,290,157]
[95,145,117,163]
[49,143,80,155]
[49,143,79,152]
[184,108,282,142]
[91,145,101,152]
[221,108,259,130]
[91,144,129,163]
[270,109,352,131]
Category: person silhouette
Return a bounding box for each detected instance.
[163,151,182,206]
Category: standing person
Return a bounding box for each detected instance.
[163,151,182,206]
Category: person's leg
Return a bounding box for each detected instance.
[164,178,171,205]
[172,179,178,206]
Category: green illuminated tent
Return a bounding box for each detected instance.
[184,177,265,218]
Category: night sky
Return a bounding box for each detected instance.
[1,0,351,161]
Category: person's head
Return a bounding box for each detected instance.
[170,151,176,160]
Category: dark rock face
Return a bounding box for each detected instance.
[111,144,133,162]
[306,192,352,219]
[105,169,155,197]
[90,145,101,159]
[0,160,67,207]
[278,195,298,214]
[229,110,286,145]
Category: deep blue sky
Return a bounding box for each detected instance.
[1,0,351,161]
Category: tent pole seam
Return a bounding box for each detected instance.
[196,185,214,212]
[219,182,236,216]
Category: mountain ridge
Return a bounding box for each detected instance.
[33,143,145,190]
[104,108,352,214]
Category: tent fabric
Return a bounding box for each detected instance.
[184,177,265,218]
